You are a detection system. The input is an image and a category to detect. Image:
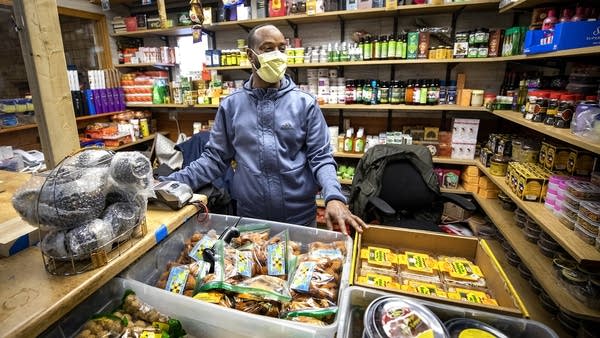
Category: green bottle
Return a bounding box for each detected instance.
[364,36,372,60]
[420,80,428,105]
[381,35,388,59]
[388,34,396,59]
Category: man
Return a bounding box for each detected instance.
[163,24,367,234]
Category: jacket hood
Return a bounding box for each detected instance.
[243,74,296,100]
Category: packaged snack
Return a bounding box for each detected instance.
[574,224,596,245]
[356,273,401,290]
[185,230,218,264]
[290,254,342,301]
[157,261,210,297]
[565,180,600,200]
[284,294,338,324]
[193,291,234,308]
[579,201,600,222]
[397,251,442,284]
[234,294,282,317]
[400,279,447,298]
[231,275,292,303]
[577,213,600,235]
[252,230,290,278]
[446,286,498,306]
[308,240,347,259]
[359,245,398,277]
[231,223,270,248]
[438,256,487,288]
[558,212,576,230]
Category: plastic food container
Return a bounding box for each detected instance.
[596,236,600,253]
[539,291,559,315]
[445,318,510,338]
[497,192,516,211]
[558,212,576,230]
[523,228,540,243]
[119,214,353,338]
[505,250,521,267]
[362,296,448,338]
[336,286,559,338]
[565,180,600,200]
[579,201,600,222]
[561,201,579,220]
[557,180,568,198]
[525,219,541,233]
[563,191,583,209]
[574,224,596,245]
[576,213,600,235]
[560,268,589,303]
[591,172,600,186]
[514,208,527,220]
[514,215,526,229]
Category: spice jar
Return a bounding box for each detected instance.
[484,93,496,110]
[555,94,575,128]
[532,91,550,123]
[471,90,484,106]
[544,91,561,125]
[490,155,509,176]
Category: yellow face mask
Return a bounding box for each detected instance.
[250,49,288,83]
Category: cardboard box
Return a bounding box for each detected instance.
[407,31,419,59]
[524,21,600,55]
[488,29,503,57]
[418,31,430,59]
[351,226,527,317]
[567,149,596,176]
[463,182,479,193]
[478,176,495,190]
[465,165,480,177]
[478,188,499,199]
[461,173,479,185]
[545,143,570,171]
[0,217,40,257]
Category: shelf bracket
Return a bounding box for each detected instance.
[286,20,298,38]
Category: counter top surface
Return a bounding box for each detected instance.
[0,171,203,338]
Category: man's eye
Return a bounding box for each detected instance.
[278,47,286,52]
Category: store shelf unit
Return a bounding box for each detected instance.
[499,0,573,13]
[321,104,489,112]
[126,103,219,108]
[475,195,600,320]
[491,110,600,154]
[207,46,600,71]
[476,162,600,265]
[105,132,161,151]
[111,26,194,38]
[0,111,127,134]
[114,63,175,69]
[334,152,479,166]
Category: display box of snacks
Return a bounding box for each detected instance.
[350,225,527,317]
[120,213,353,338]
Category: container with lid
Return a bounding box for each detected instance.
[576,212,600,235]
[560,267,589,303]
[538,234,561,258]
[470,89,484,106]
[575,224,596,245]
[489,155,509,176]
[579,201,600,222]
[444,318,509,338]
[558,212,576,230]
[562,191,583,209]
[523,227,540,243]
[565,180,600,200]
[561,201,579,220]
[362,296,448,338]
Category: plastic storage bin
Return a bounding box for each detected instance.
[336,286,559,338]
[120,213,353,338]
[40,277,253,338]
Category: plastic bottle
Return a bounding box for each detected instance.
[419,80,428,105]
[381,35,389,59]
[439,80,447,104]
[373,36,381,59]
[358,38,365,60]
[345,80,355,104]
[356,80,364,104]
[362,80,373,105]
[354,127,366,153]
[542,9,558,30]
[397,34,407,59]
[447,80,457,104]
[427,79,439,105]
[343,128,354,152]
[405,80,414,105]
[390,81,401,104]
[388,34,396,59]
[340,42,350,62]
[379,81,390,104]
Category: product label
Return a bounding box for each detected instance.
[358,273,400,289]
[403,252,436,274]
[165,265,189,295]
[459,329,496,338]
[311,248,343,259]
[290,261,316,292]
[194,260,211,280]
[236,250,253,277]
[267,242,286,276]
[442,259,483,281]
[193,291,226,304]
[188,237,217,262]
[364,247,395,267]
[140,332,160,338]
[381,305,432,338]
[448,288,498,306]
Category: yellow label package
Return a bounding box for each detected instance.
[397,251,441,284]
[400,279,447,298]
[438,256,487,288]
[360,246,398,276]
[357,273,401,290]
[447,287,498,306]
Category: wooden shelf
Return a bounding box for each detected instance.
[476,161,600,265]
[105,133,159,151]
[333,152,478,166]
[499,0,572,13]
[114,63,175,68]
[111,26,194,38]
[207,46,600,71]
[75,111,125,121]
[491,110,600,154]
[199,0,499,32]
[475,196,600,320]
[125,103,219,109]
[486,240,570,336]
[0,123,37,133]
[321,104,489,112]
[441,185,471,195]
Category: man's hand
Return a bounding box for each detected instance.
[325,200,368,235]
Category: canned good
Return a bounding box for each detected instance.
[139,118,150,137]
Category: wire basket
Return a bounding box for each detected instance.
[12,148,154,275]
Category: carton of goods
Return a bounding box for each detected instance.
[478,176,494,190]
[351,225,527,317]
[358,245,398,277]
[567,150,595,176]
[397,251,441,284]
[464,165,480,177]
[545,143,570,172]
[478,188,499,199]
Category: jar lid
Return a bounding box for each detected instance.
[472,90,484,94]
[561,268,588,285]
[553,258,577,271]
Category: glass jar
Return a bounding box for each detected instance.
[379,81,390,104]
[544,91,561,125]
[490,155,509,176]
[428,46,437,59]
[484,93,496,110]
[471,89,484,106]
[555,94,576,128]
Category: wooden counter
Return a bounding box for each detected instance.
[0,171,205,338]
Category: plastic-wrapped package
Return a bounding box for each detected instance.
[284,294,338,324]
[571,102,600,142]
[66,219,114,257]
[359,245,398,277]
[290,254,342,302]
[109,151,152,190]
[101,202,141,236]
[438,256,487,288]
[233,294,282,317]
[64,149,113,168]
[232,223,270,248]
[308,241,347,259]
[40,231,69,258]
[397,251,442,284]
[193,291,234,308]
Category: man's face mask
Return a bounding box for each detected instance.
[250,49,288,83]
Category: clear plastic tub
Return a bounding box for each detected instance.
[558,212,576,230]
[565,180,600,200]
[120,213,353,338]
[561,201,579,220]
[576,212,600,235]
[336,286,559,338]
[563,191,583,209]
[579,201,600,222]
[574,224,596,245]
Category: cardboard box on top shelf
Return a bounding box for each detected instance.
[464,165,480,177]
[351,226,528,317]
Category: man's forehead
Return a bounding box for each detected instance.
[255,26,285,44]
